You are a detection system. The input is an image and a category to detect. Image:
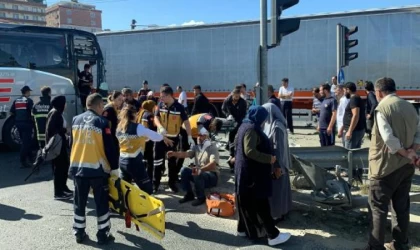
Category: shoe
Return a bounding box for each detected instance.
[75,232,87,244]
[237,231,247,237]
[179,193,195,204]
[384,240,409,250]
[64,187,73,195]
[268,232,291,246]
[54,193,72,200]
[191,198,206,206]
[168,182,179,193]
[97,234,115,245]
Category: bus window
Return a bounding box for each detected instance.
[0,31,68,69]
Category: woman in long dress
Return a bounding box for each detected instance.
[235,105,291,246]
[262,103,293,220]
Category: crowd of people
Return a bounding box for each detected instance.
[7,75,420,248]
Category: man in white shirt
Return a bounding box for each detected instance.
[177,86,188,114]
[334,84,349,146]
[330,76,338,98]
[278,78,294,134]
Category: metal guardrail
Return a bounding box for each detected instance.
[290,145,369,184]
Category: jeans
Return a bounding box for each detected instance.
[343,129,365,149]
[180,167,218,200]
[368,164,414,250]
[319,129,335,146]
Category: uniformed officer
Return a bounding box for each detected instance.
[117,105,173,195]
[69,93,119,245]
[136,100,158,183]
[103,91,124,151]
[78,64,93,111]
[154,86,194,193]
[32,86,52,148]
[10,85,35,168]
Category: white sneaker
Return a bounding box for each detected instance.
[236,231,246,237]
[268,232,291,246]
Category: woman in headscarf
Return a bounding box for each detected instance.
[117,105,173,194]
[136,100,158,188]
[45,95,72,200]
[235,105,291,246]
[262,103,293,221]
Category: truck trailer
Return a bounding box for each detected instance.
[96,5,420,115]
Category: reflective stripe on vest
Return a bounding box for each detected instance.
[37,134,46,140]
[33,114,48,118]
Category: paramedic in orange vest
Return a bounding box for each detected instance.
[154,86,194,193]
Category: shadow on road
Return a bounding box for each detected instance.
[71,232,150,250]
[0,203,42,221]
[166,221,249,247]
[118,231,164,249]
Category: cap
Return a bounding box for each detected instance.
[198,127,209,136]
[21,86,33,92]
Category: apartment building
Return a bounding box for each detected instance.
[0,0,47,26]
[46,0,102,33]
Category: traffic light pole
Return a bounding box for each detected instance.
[258,0,268,105]
[336,24,342,82]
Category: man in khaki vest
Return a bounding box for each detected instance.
[366,77,420,250]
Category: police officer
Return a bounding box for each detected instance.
[10,85,34,168]
[154,86,194,193]
[78,64,93,111]
[32,86,52,148]
[69,93,119,245]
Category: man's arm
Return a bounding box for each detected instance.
[347,98,360,133]
[181,106,192,136]
[368,94,378,117]
[376,112,403,154]
[411,116,420,151]
[328,99,338,133]
[153,104,163,129]
[190,96,199,115]
[200,147,219,172]
[221,98,230,117]
[168,148,195,159]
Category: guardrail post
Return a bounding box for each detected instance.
[348,150,353,186]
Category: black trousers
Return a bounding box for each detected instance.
[366,119,374,140]
[319,129,335,146]
[280,101,294,133]
[144,141,154,182]
[120,155,153,195]
[368,164,415,250]
[175,128,192,172]
[153,136,179,188]
[228,123,241,157]
[80,95,87,111]
[237,194,279,240]
[52,147,70,195]
[16,122,34,163]
[73,176,110,239]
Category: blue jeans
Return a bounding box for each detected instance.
[343,129,365,149]
[180,167,218,200]
[319,129,335,146]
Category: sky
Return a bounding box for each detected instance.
[46,0,420,31]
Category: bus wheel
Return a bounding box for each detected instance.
[2,118,21,151]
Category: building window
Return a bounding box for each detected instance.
[33,16,38,21]
[91,20,96,26]
[13,14,19,19]
[13,5,18,10]
[90,12,95,18]
[66,9,72,15]
[24,15,29,20]
[0,12,5,18]
[67,18,72,24]
[0,3,5,8]
[32,7,37,12]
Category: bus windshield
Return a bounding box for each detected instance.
[0,31,68,69]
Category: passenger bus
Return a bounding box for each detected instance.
[0,24,105,150]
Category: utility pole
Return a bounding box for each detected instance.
[258,0,268,105]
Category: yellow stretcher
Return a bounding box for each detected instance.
[108,176,165,240]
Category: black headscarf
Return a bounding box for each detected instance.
[51,95,66,114]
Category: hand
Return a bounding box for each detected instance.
[327,127,332,136]
[163,136,174,147]
[167,151,176,158]
[270,155,276,164]
[274,168,282,179]
[110,169,120,178]
[345,130,352,140]
[415,158,420,167]
[337,130,342,138]
[407,149,418,165]
[366,114,371,119]
[316,125,320,132]
[188,136,195,146]
[192,167,201,176]
[158,126,167,135]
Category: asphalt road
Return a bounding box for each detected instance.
[0,132,419,250]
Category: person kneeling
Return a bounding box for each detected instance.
[168,127,219,206]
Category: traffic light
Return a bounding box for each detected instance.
[337,24,358,67]
[271,0,301,47]
[131,19,137,30]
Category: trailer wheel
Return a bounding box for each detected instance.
[2,118,21,151]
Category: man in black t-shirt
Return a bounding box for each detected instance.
[340,82,366,149]
[78,64,93,110]
[318,84,337,146]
